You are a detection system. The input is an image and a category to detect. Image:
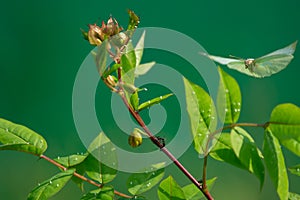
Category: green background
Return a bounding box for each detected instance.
[1,0,300,199]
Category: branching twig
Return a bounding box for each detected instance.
[116,68,214,200]
[39,155,132,199]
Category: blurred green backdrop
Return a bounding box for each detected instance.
[0,0,300,199]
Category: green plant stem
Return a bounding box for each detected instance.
[39,155,132,199]
[117,68,214,200]
[202,155,208,190]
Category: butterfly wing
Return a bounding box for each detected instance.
[252,41,297,77]
[258,40,297,58]
[226,61,262,77]
[200,52,253,76]
[200,52,240,65]
[252,54,294,77]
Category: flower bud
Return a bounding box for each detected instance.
[87,24,103,46]
[105,75,117,87]
[128,129,143,148]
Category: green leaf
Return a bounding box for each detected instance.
[80,28,89,41]
[54,154,87,167]
[81,186,114,200]
[102,63,121,78]
[127,163,165,195]
[94,41,108,76]
[183,78,217,155]
[138,93,173,112]
[158,176,186,200]
[269,103,300,156]
[288,164,300,176]
[289,192,300,200]
[70,161,86,191]
[210,133,246,170]
[121,42,136,75]
[127,9,140,31]
[263,129,289,200]
[230,127,264,189]
[27,169,75,200]
[135,62,156,77]
[0,118,47,155]
[86,132,118,184]
[135,31,145,67]
[117,196,147,200]
[217,67,241,124]
[84,155,117,184]
[130,91,139,111]
[182,177,217,200]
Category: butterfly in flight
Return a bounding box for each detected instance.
[200,41,297,78]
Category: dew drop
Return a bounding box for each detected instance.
[296,168,300,172]
[208,109,211,112]
[38,183,41,186]
[211,116,215,120]
[102,145,106,149]
[144,88,148,91]
[57,156,60,160]
[130,181,133,185]
[225,89,229,93]
[148,100,151,104]
[198,133,202,137]
[49,180,52,184]
[199,118,203,122]
[207,114,211,117]
[152,172,156,175]
[225,108,228,112]
[146,182,151,187]
[80,152,83,155]
[192,91,196,95]
[74,157,78,161]
[112,162,116,166]
[56,183,60,187]
[160,96,163,99]
[76,152,79,155]
[232,102,236,105]
[234,109,238,112]
[198,154,204,159]
[237,102,241,106]
[111,147,116,151]
[5,128,8,132]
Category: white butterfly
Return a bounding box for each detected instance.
[200,41,297,78]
